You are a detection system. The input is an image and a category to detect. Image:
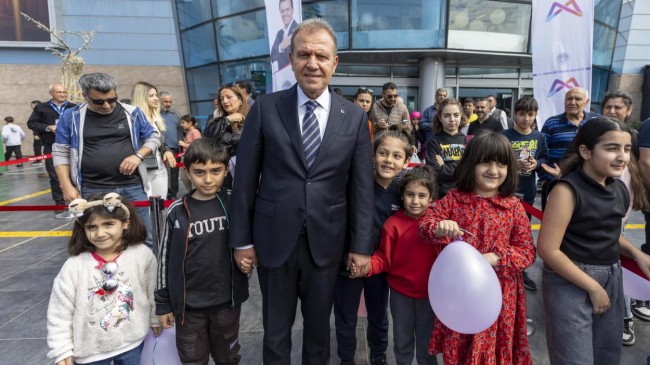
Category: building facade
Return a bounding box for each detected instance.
[173,0,623,122]
[0,0,186,147]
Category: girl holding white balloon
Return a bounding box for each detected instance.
[419,131,536,365]
[538,117,650,365]
[367,165,439,365]
[46,193,160,365]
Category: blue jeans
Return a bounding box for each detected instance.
[81,184,153,250]
[75,341,143,364]
[543,261,624,365]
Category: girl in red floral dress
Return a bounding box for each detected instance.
[419,131,536,365]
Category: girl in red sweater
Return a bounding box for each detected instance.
[368,165,439,365]
[419,131,536,365]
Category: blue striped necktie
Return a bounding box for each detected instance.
[302,100,321,168]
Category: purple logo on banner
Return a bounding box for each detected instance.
[547,77,580,97]
[546,0,583,22]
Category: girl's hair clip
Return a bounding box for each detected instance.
[68,192,130,219]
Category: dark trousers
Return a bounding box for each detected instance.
[167,148,179,199]
[257,231,339,365]
[43,143,64,204]
[176,306,242,365]
[334,272,389,361]
[33,138,42,156]
[5,146,22,162]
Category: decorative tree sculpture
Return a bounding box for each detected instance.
[21,12,98,103]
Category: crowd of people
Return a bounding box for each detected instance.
[15,17,646,365]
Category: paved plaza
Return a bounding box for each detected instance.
[0,164,648,364]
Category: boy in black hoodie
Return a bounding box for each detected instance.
[155,138,248,364]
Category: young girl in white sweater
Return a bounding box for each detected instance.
[47,193,160,365]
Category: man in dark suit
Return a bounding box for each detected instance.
[270,0,299,70]
[230,18,374,365]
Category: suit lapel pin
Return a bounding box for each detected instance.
[341,109,345,114]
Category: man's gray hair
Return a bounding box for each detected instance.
[291,18,337,54]
[567,87,589,99]
[159,91,172,98]
[78,73,118,94]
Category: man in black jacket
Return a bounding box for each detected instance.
[27,84,76,217]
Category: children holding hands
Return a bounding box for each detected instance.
[367,166,439,365]
[155,138,248,364]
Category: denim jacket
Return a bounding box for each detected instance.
[52,102,161,192]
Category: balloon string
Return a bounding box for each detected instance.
[459,228,477,240]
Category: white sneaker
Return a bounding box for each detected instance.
[631,300,650,321]
[623,318,635,346]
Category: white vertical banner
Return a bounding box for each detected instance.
[532,0,593,128]
[265,0,303,92]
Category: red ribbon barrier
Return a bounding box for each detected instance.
[0,199,176,212]
[520,201,543,220]
[0,154,51,167]
[621,256,650,280]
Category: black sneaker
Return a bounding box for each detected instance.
[370,354,386,365]
[523,271,537,290]
[623,318,635,346]
[340,361,355,365]
[631,300,650,321]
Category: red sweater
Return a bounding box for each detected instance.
[368,208,440,299]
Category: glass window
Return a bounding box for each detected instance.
[332,85,381,101]
[520,68,533,80]
[221,58,272,96]
[591,67,610,109]
[303,0,350,49]
[445,67,457,77]
[595,0,621,28]
[216,11,268,61]
[335,65,391,77]
[393,66,419,78]
[593,23,617,68]
[459,67,518,79]
[180,23,218,68]
[185,65,220,102]
[351,0,446,49]
[212,0,265,17]
[190,101,219,129]
[448,0,531,53]
[176,0,213,30]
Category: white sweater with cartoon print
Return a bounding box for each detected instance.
[47,244,159,364]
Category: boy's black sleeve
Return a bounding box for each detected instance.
[154,208,174,315]
[535,134,549,173]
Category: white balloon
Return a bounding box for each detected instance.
[622,267,650,301]
[428,240,502,334]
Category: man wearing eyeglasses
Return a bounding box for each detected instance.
[27,84,77,218]
[52,73,160,248]
[369,82,409,132]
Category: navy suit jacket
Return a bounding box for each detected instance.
[229,85,374,268]
[270,20,298,70]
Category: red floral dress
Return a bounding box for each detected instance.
[418,189,536,365]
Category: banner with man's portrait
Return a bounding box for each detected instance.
[264,0,302,92]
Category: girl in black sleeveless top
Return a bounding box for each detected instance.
[538,117,650,365]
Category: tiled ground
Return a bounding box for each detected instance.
[1,163,649,364]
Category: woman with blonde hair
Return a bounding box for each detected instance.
[131,81,176,197]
